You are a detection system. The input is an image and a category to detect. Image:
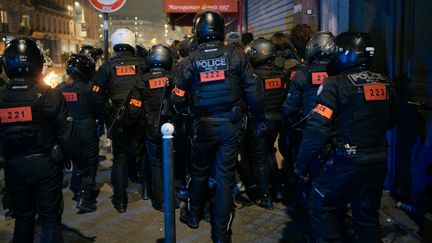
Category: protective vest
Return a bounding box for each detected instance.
[255,65,285,119]
[57,79,93,120]
[135,69,173,124]
[0,83,56,159]
[301,64,328,116]
[108,53,144,105]
[336,70,391,148]
[189,45,241,116]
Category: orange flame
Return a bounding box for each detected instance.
[43,71,59,88]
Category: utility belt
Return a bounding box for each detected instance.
[333,139,387,164]
[5,144,63,163]
[195,106,242,124]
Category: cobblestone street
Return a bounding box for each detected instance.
[0,150,422,243]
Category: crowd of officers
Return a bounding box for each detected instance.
[0,10,398,243]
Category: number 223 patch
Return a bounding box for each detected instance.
[264,78,282,90]
[0,107,33,123]
[363,84,388,101]
[62,92,78,102]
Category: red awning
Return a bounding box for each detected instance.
[163,0,238,13]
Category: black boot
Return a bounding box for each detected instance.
[257,192,273,210]
[180,206,201,229]
[77,188,97,214]
[77,176,97,213]
[152,198,180,212]
[112,192,128,213]
[201,200,211,223]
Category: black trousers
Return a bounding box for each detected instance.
[143,126,163,204]
[173,119,190,188]
[189,118,241,241]
[70,118,99,193]
[309,160,386,243]
[111,139,136,201]
[237,118,271,195]
[5,154,63,243]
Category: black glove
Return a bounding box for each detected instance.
[255,121,269,138]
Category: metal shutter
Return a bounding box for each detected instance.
[246,0,294,38]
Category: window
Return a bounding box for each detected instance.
[0,10,8,24]
[21,15,30,28]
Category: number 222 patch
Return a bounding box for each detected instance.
[200,70,225,82]
[0,107,33,123]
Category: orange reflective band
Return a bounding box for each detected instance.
[149,77,168,89]
[0,106,33,123]
[129,99,142,108]
[173,87,185,97]
[115,65,136,76]
[62,92,78,102]
[92,85,100,93]
[311,72,328,85]
[264,78,282,90]
[313,104,333,119]
[290,71,297,80]
[363,84,388,101]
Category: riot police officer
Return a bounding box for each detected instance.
[79,45,103,64]
[92,28,148,213]
[283,32,334,204]
[57,54,99,209]
[169,39,191,200]
[0,38,94,242]
[134,45,174,210]
[242,38,286,209]
[172,11,264,242]
[295,32,399,242]
[136,44,148,59]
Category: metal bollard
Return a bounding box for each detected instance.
[161,123,175,243]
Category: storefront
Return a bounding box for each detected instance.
[164,0,239,32]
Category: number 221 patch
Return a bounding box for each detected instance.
[363,84,388,101]
[0,107,33,123]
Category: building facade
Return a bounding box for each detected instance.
[0,0,99,63]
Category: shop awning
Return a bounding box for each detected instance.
[164,0,239,27]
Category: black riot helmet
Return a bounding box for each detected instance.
[66,54,96,81]
[177,39,190,58]
[136,44,148,59]
[79,45,103,62]
[3,38,44,79]
[305,31,335,64]
[147,45,173,70]
[244,37,277,67]
[327,32,375,75]
[192,11,225,44]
